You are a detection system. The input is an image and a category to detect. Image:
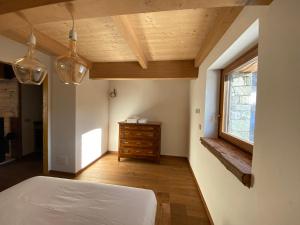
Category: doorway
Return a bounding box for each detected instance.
[19,83,44,163]
[0,61,48,190]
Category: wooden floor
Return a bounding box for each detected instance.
[0,153,43,191]
[0,152,210,225]
[76,153,210,225]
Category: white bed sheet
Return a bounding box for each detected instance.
[0,176,157,225]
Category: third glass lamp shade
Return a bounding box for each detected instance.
[55,39,88,85]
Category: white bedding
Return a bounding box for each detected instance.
[0,176,157,225]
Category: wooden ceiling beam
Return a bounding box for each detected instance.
[0,0,274,16]
[112,15,147,69]
[90,60,198,79]
[0,29,92,67]
[0,0,273,32]
[246,0,273,5]
[194,7,243,67]
[0,0,73,15]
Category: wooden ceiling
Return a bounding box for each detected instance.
[0,0,272,79]
[34,9,221,62]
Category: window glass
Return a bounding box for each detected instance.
[223,60,257,143]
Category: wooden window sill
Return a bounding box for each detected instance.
[200,137,252,187]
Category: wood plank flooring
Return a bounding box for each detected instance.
[76,153,210,225]
[0,153,42,191]
[0,152,211,225]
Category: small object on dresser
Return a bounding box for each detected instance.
[118,121,161,163]
[126,116,139,123]
[138,118,148,124]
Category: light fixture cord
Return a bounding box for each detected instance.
[66,2,77,41]
[71,11,75,31]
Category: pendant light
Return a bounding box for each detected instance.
[12,30,47,85]
[55,11,88,85]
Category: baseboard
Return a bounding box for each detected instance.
[0,158,15,166]
[160,154,187,159]
[187,161,214,225]
[49,151,109,177]
[107,150,118,155]
[48,170,76,178]
[75,151,109,176]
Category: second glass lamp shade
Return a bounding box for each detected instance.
[55,38,88,85]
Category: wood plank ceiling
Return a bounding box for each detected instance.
[0,0,273,79]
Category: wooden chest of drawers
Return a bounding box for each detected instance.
[118,122,161,162]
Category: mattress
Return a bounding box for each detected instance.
[0,176,157,225]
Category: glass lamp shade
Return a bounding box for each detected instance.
[13,45,47,85]
[55,40,88,85]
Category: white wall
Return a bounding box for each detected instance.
[21,85,43,156]
[50,68,76,173]
[253,0,300,223]
[51,73,110,173]
[109,80,190,157]
[189,1,300,225]
[75,76,109,172]
[53,78,189,171]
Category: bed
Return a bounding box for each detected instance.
[0,176,157,225]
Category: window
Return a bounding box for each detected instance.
[219,46,258,154]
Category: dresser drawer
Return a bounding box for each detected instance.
[120,139,156,148]
[121,124,158,132]
[120,129,157,139]
[119,147,157,156]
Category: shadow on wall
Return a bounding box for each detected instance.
[108,80,190,157]
[128,102,189,157]
[80,128,102,168]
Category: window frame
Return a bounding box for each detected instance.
[219,45,258,155]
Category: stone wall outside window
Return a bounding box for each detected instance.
[227,72,257,143]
